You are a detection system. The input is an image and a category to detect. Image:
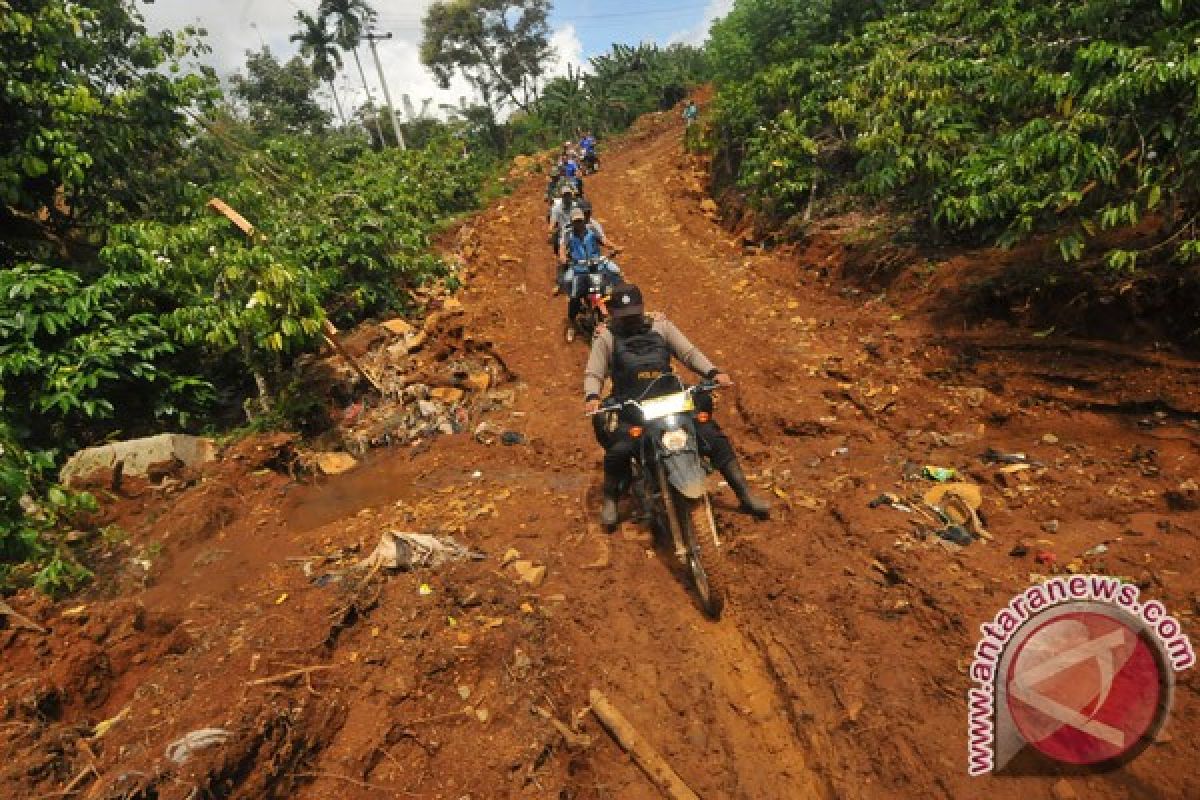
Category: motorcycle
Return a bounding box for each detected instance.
[581,150,598,174]
[593,376,729,618]
[562,255,621,343]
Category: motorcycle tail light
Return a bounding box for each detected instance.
[696,412,711,423]
[629,426,643,438]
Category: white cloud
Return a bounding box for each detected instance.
[667,0,734,47]
[547,23,585,78]
[137,0,579,121]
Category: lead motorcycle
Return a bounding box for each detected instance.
[594,376,728,618]
[562,255,621,343]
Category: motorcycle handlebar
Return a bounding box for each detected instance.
[585,381,728,416]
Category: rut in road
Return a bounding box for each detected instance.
[456,118,835,798]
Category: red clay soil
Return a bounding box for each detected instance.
[3,107,1200,800]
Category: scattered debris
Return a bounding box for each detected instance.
[868,493,913,513]
[922,465,957,482]
[1042,519,1060,534]
[982,447,1039,466]
[0,600,46,634]
[1035,551,1058,568]
[360,531,485,571]
[533,705,592,750]
[165,728,232,764]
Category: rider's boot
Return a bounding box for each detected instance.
[719,460,770,519]
[600,474,621,528]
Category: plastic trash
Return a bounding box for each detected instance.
[922,465,957,482]
[166,728,231,764]
[360,532,485,571]
[982,448,1042,467]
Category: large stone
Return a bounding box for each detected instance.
[512,560,547,588]
[431,387,465,405]
[462,370,491,393]
[61,434,216,488]
[380,318,415,336]
[316,452,358,475]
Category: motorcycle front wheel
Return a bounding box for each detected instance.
[673,491,727,619]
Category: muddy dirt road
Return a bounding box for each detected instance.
[3,108,1200,799]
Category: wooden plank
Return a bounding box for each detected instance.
[206,197,256,237]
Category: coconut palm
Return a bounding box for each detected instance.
[320,0,388,145]
[290,10,347,126]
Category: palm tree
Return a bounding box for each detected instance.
[290,11,347,126]
[320,0,387,145]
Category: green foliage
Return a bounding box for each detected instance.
[0,0,219,224]
[230,47,332,136]
[0,2,487,593]
[506,43,710,153]
[709,0,1200,270]
[1,413,95,594]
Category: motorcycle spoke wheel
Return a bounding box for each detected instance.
[678,494,727,619]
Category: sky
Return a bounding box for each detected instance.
[138,0,734,119]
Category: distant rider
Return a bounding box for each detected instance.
[583,283,770,527]
[579,131,598,171]
[682,100,698,127]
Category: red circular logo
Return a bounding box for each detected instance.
[1005,610,1167,765]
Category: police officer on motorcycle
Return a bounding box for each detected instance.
[583,284,770,527]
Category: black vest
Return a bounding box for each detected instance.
[612,327,673,400]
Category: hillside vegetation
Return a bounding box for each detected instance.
[707,0,1200,273]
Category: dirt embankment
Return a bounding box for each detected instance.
[2,105,1200,800]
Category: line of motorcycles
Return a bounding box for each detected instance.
[543,167,733,620]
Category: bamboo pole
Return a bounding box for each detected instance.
[588,689,700,800]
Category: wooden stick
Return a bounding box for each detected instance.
[245,665,333,687]
[322,319,384,393]
[0,600,47,634]
[292,772,387,793]
[588,689,700,800]
[206,198,256,237]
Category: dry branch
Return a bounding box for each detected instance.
[588,689,700,800]
[245,665,333,687]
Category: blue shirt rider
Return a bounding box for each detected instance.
[559,208,621,286]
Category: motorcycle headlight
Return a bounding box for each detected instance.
[661,429,689,451]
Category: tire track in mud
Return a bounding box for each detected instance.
[462,121,837,798]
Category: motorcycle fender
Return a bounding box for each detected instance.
[662,452,707,499]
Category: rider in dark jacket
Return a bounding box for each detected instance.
[583,283,770,527]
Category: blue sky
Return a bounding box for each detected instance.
[548,0,730,57]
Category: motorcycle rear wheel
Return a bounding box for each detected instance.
[675,492,727,619]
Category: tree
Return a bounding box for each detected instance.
[290,10,347,125]
[320,0,388,146]
[420,0,555,114]
[230,47,331,136]
[0,0,217,233]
